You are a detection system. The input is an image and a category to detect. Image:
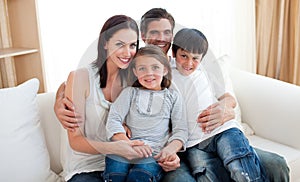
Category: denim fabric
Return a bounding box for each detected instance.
[68,171,104,182]
[162,152,196,182]
[187,128,268,182]
[104,154,163,182]
[255,148,289,182]
[163,131,289,182]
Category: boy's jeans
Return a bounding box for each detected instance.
[104,154,163,182]
[187,128,268,182]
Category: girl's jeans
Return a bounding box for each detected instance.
[104,154,163,182]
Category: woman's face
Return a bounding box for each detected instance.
[105,28,138,69]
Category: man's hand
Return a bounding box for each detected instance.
[54,82,82,131]
[197,93,236,132]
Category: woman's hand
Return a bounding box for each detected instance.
[132,145,153,158]
[109,140,145,160]
[54,82,82,131]
[197,93,236,132]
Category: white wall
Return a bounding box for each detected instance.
[37,0,256,92]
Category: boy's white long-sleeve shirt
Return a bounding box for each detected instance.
[171,66,242,148]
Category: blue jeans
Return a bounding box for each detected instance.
[68,171,104,182]
[104,154,163,182]
[255,148,290,182]
[163,148,289,182]
[187,128,268,182]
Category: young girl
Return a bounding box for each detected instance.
[104,45,188,182]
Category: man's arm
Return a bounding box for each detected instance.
[54,82,81,131]
[197,92,236,132]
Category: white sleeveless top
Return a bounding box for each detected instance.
[63,64,111,181]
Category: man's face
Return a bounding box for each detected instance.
[141,19,173,55]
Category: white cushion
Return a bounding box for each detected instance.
[0,78,58,182]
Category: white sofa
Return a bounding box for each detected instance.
[1,69,300,181]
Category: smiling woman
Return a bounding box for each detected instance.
[37,0,256,92]
[61,14,143,182]
[105,29,138,70]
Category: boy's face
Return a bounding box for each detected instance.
[175,48,203,76]
[141,19,173,55]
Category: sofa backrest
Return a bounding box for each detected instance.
[230,69,300,150]
[37,92,63,174]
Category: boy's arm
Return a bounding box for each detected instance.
[197,92,236,132]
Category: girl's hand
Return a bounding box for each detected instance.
[154,140,182,172]
[156,154,180,172]
[154,144,177,163]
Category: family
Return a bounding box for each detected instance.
[54,8,290,182]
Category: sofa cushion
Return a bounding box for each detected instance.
[248,135,300,181]
[0,78,60,181]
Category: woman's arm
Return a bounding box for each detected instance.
[65,72,144,159]
[65,69,98,154]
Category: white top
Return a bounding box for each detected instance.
[63,65,109,181]
[171,65,242,148]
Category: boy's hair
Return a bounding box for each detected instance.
[172,28,208,58]
[140,8,175,35]
[128,45,172,88]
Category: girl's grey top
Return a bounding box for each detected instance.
[106,87,188,154]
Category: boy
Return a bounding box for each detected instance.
[171,28,268,182]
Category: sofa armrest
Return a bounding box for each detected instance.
[37,92,63,174]
[230,69,300,150]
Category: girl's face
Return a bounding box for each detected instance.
[105,28,138,69]
[142,19,173,55]
[133,56,167,90]
[175,48,203,76]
